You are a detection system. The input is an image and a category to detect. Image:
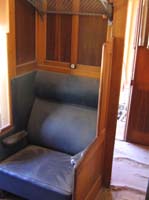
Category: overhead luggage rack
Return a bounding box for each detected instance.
[27,0,113,20]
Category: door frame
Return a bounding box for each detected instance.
[103,0,128,187]
[125,0,149,143]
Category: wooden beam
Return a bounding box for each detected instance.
[37,61,100,79]
[71,0,80,64]
[36,0,47,64]
[7,0,16,79]
[103,0,128,187]
[16,60,36,76]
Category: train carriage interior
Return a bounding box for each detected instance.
[0,0,149,200]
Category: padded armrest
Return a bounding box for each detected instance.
[73,137,104,199]
[2,131,28,147]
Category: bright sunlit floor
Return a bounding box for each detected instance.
[96,140,149,200]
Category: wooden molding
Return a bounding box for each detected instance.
[36,12,47,64]
[103,0,128,187]
[71,0,80,64]
[16,60,36,75]
[36,61,100,79]
[97,40,114,136]
[73,137,105,200]
[7,0,16,79]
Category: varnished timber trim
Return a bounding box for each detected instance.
[5,0,16,128]
[71,0,80,64]
[85,176,102,200]
[103,0,128,187]
[7,0,16,79]
[44,60,70,68]
[55,15,61,61]
[73,137,105,200]
[36,11,47,64]
[97,40,113,135]
[16,60,36,75]
[35,0,101,78]
[36,61,100,79]
[72,64,100,79]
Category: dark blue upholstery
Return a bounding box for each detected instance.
[34,70,99,108]
[0,70,99,199]
[0,129,27,162]
[28,98,97,155]
[0,72,35,162]
[0,145,73,200]
[12,71,36,132]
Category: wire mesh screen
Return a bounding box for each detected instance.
[27,0,112,19]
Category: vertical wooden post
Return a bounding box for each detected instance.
[55,0,62,61]
[7,0,16,79]
[36,0,47,64]
[71,0,80,65]
[103,0,128,187]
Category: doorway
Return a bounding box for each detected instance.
[116,0,139,141]
[111,0,149,199]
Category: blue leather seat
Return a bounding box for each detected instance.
[0,71,99,200]
[0,145,73,200]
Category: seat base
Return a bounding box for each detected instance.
[0,145,73,200]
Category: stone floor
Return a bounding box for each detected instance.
[96,140,149,200]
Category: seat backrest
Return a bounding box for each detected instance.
[11,71,36,131]
[34,70,99,108]
[28,71,99,155]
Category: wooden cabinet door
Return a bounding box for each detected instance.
[127,47,149,145]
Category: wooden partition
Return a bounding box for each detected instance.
[103,0,128,187]
[78,16,107,67]
[46,14,72,62]
[8,0,36,78]
[36,0,108,79]
[73,39,114,200]
[15,0,35,65]
[8,0,107,78]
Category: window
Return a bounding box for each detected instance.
[0,30,10,130]
[0,0,10,131]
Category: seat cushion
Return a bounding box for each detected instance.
[28,98,97,155]
[0,145,73,200]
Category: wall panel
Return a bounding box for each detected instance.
[46,14,72,62]
[15,0,35,65]
[78,16,107,66]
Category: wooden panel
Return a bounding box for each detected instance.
[71,0,80,64]
[15,0,35,65]
[130,88,149,133]
[74,137,104,200]
[7,0,16,79]
[135,47,149,89]
[60,15,72,62]
[97,40,113,135]
[46,14,72,62]
[127,47,149,145]
[103,0,128,187]
[36,12,47,64]
[78,16,107,66]
[37,62,100,79]
[46,14,56,60]
[16,60,36,76]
